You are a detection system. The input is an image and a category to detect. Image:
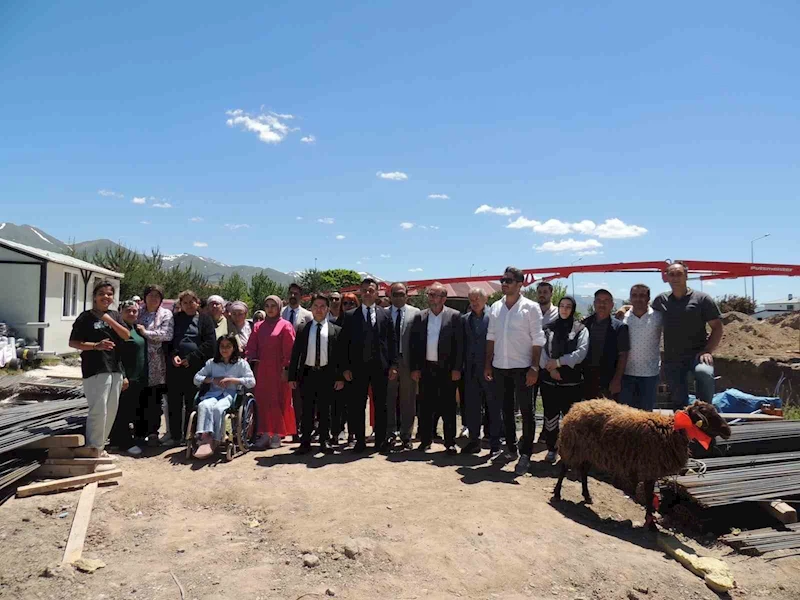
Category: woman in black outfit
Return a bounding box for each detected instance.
[164,289,216,446]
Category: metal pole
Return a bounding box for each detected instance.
[470,263,474,277]
[750,234,770,305]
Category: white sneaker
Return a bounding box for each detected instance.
[514,454,531,475]
[459,426,469,439]
[545,450,557,464]
[269,434,282,449]
[126,445,143,456]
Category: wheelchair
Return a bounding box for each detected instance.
[184,386,257,461]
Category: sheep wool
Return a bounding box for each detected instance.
[558,399,691,483]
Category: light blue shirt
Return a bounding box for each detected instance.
[193,358,256,396]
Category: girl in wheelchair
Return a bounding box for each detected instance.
[192,333,256,458]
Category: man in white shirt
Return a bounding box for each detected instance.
[620,284,663,411]
[534,281,559,442]
[410,283,464,454]
[288,295,344,454]
[386,282,421,450]
[484,267,545,473]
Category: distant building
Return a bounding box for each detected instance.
[752,294,798,321]
[0,238,123,354]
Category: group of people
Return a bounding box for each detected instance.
[68,260,723,473]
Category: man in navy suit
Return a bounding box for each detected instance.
[288,295,344,454]
[409,282,464,454]
[340,278,398,453]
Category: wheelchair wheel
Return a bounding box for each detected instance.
[225,443,234,462]
[236,396,257,455]
[185,411,197,459]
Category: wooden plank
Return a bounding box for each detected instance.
[16,469,121,498]
[24,435,85,449]
[721,413,784,421]
[37,464,96,478]
[72,447,104,458]
[759,500,798,524]
[45,457,113,466]
[47,448,76,459]
[62,482,97,564]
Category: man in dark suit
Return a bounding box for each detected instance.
[410,282,464,454]
[340,278,398,453]
[289,294,345,454]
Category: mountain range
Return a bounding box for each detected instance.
[0,222,295,285]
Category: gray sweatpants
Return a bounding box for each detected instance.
[83,372,124,449]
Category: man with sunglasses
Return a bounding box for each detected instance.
[620,284,662,410]
[484,267,545,474]
[340,278,398,453]
[409,282,464,454]
[327,292,344,325]
[386,282,420,450]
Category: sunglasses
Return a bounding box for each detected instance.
[329,297,341,302]
[499,277,519,284]
[391,292,406,298]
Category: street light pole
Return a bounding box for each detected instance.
[470,263,474,277]
[570,257,583,297]
[750,234,770,305]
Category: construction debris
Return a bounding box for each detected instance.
[16,469,122,498]
[721,523,800,555]
[0,399,88,454]
[657,534,735,593]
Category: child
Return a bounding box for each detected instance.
[192,333,256,458]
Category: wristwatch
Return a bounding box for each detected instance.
[529,366,539,372]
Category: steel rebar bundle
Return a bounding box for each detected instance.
[721,523,800,555]
[714,421,800,456]
[672,461,800,507]
[0,398,88,454]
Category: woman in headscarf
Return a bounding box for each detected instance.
[110,300,148,455]
[253,310,266,325]
[135,284,174,446]
[228,300,253,354]
[538,296,589,464]
[246,295,296,449]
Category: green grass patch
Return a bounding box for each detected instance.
[784,406,800,421]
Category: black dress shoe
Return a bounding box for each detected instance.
[402,440,414,451]
[296,444,311,454]
[445,445,458,455]
[379,440,393,455]
[461,441,481,454]
[321,440,333,454]
[353,441,367,453]
[417,442,432,452]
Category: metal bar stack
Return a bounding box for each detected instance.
[0,398,88,454]
[721,523,800,555]
[673,462,800,507]
[714,421,800,456]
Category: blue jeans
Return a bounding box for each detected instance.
[619,375,659,411]
[663,357,715,410]
[196,393,233,441]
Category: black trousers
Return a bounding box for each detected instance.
[583,366,615,401]
[292,387,304,436]
[541,382,582,451]
[419,362,457,447]
[493,367,535,455]
[301,366,334,444]
[136,384,165,438]
[110,381,144,448]
[348,360,388,444]
[330,385,347,439]
[166,364,197,441]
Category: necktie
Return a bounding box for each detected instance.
[289,309,295,325]
[395,309,402,356]
[315,322,321,367]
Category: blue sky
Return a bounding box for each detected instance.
[1,1,798,303]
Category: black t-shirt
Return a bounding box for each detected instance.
[69,310,125,379]
[652,289,721,362]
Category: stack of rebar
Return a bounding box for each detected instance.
[673,461,800,507]
[700,451,800,471]
[0,398,88,454]
[0,456,43,502]
[715,421,800,456]
[721,523,800,555]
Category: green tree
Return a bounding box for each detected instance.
[523,281,568,306]
[248,271,287,313]
[407,287,430,310]
[717,294,756,315]
[298,268,326,295]
[319,268,362,292]
[219,272,250,303]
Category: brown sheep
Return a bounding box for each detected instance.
[553,399,731,528]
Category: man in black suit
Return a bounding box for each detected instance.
[409,282,464,454]
[340,278,398,453]
[289,294,345,454]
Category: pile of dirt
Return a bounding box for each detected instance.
[717,312,799,360]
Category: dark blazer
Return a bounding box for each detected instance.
[409,307,464,373]
[340,304,397,372]
[462,310,490,369]
[288,320,343,382]
[168,311,216,371]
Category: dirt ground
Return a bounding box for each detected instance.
[1,438,799,600]
[717,312,799,361]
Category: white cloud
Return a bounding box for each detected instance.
[579,281,608,289]
[418,224,440,231]
[132,196,147,205]
[428,194,449,200]
[376,171,408,181]
[335,235,346,240]
[399,222,414,230]
[533,219,573,235]
[408,268,423,272]
[98,189,123,198]
[140,220,151,225]
[356,261,362,265]
[534,239,604,253]
[506,216,540,229]
[300,135,316,144]
[152,202,172,209]
[317,217,335,225]
[189,216,203,223]
[380,254,391,258]
[225,108,297,144]
[704,280,717,287]
[193,241,208,248]
[225,224,250,230]
[475,204,520,216]
[592,218,648,239]
[572,220,596,235]
[296,216,303,220]
[576,250,603,256]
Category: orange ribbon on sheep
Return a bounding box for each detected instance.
[673,410,712,450]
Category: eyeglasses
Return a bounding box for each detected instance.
[499,277,519,284]
[329,297,341,302]
[427,292,445,298]
[391,292,406,298]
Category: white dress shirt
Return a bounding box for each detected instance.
[487,295,545,369]
[540,304,559,328]
[362,304,376,326]
[623,307,663,377]
[305,320,329,367]
[426,310,443,362]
